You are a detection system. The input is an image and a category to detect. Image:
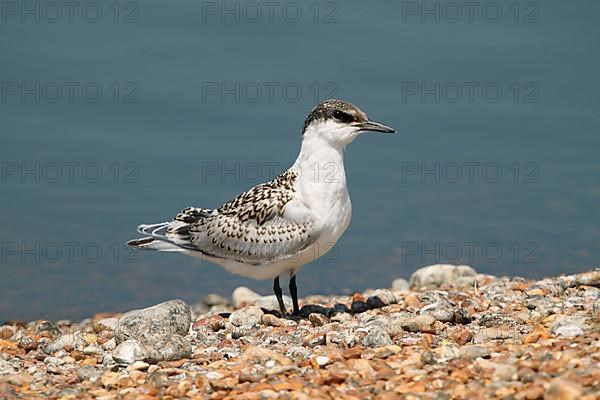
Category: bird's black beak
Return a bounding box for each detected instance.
[355,120,396,133]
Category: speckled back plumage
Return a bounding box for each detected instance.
[137,169,318,265]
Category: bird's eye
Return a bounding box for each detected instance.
[333,110,354,123]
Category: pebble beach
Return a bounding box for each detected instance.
[1,265,599,399]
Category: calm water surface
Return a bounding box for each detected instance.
[1,0,599,321]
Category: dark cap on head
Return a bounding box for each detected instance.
[302,99,368,134]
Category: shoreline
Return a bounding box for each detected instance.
[1,265,599,399]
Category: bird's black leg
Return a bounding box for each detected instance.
[289,273,300,315]
[273,277,287,316]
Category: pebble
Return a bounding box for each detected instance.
[472,327,520,344]
[553,324,584,338]
[202,293,229,306]
[459,345,491,359]
[391,278,410,291]
[308,313,329,327]
[315,356,331,367]
[232,286,261,308]
[256,295,293,311]
[34,321,61,337]
[112,340,152,364]
[420,301,455,323]
[261,314,285,327]
[409,264,477,288]
[573,269,600,287]
[229,306,264,327]
[434,343,461,362]
[350,300,368,314]
[114,299,191,345]
[1,268,599,398]
[363,328,393,348]
[76,365,101,382]
[44,334,85,354]
[550,316,589,337]
[93,318,118,333]
[127,361,150,371]
[399,314,436,333]
[367,289,397,307]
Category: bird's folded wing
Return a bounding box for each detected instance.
[163,169,321,264]
[174,213,320,265]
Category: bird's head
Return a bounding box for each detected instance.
[301,99,395,146]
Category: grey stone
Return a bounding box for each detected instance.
[326,331,351,347]
[229,306,264,327]
[43,356,64,365]
[367,289,397,308]
[115,299,191,345]
[460,345,492,359]
[398,315,436,333]
[34,321,61,337]
[421,350,436,365]
[574,269,600,287]
[102,338,116,351]
[420,302,455,323]
[203,294,229,306]
[155,335,192,361]
[93,317,118,332]
[479,313,522,328]
[76,366,101,382]
[391,278,410,291]
[553,324,584,338]
[112,339,157,364]
[82,344,103,356]
[232,287,261,308]
[0,358,16,374]
[550,316,589,337]
[434,344,461,362]
[410,264,477,288]
[363,328,392,348]
[44,334,86,354]
[255,295,292,311]
[473,328,520,344]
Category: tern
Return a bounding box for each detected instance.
[128,99,395,316]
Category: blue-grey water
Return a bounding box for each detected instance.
[1,0,599,321]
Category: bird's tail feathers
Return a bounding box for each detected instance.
[127,222,187,252]
[126,236,182,252]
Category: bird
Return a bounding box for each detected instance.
[128,99,395,317]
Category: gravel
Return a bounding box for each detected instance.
[1,266,599,398]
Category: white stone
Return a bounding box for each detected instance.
[316,356,331,366]
[232,287,261,308]
[554,324,584,338]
